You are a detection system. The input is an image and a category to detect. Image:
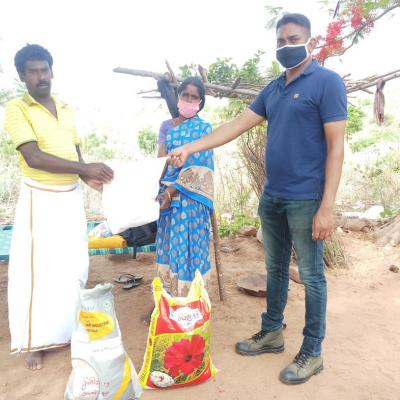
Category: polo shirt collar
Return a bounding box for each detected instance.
[22,93,36,106]
[279,59,319,80]
[302,59,319,76]
[22,93,68,108]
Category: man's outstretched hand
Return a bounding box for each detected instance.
[80,162,114,192]
[168,146,189,167]
[82,162,114,182]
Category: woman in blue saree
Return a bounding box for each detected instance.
[157,77,214,297]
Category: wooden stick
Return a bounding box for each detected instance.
[137,88,159,95]
[347,72,400,93]
[114,66,259,97]
[198,65,209,83]
[165,60,179,87]
[114,66,400,97]
[198,64,216,96]
[210,211,225,301]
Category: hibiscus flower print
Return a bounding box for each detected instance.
[164,335,206,378]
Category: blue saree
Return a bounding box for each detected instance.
[156,116,214,296]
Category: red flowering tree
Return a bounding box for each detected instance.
[315,0,400,63]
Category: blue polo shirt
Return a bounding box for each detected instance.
[250,60,347,200]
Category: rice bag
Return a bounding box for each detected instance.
[102,158,167,234]
[64,283,142,400]
[139,270,217,389]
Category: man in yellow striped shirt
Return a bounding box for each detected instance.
[5,44,114,371]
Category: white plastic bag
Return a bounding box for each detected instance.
[102,158,167,234]
[64,284,143,400]
[88,221,112,238]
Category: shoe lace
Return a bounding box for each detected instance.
[294,352,310,368]
[251,330,268,342]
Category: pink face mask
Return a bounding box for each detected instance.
[177,99,200,118]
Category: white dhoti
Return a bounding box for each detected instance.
[8,178,88,353]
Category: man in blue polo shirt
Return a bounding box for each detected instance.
[169,13,347,384]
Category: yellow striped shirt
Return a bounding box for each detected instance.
[4,94,81,185]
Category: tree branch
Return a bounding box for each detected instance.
[114,66,400,98]
[316,1,400,59]
[340,2,400,43]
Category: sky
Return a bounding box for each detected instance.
[0,0,399,147]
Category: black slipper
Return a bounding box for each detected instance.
[122,280,142,290]
[114,273,144,284]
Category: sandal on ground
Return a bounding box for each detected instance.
[122,280,142,290]
[113,273,144,284]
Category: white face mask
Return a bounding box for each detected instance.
[276,38,311,70]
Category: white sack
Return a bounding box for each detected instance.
[102,158,167,234]
[64,283,143,400]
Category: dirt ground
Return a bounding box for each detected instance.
[0,232,399,400]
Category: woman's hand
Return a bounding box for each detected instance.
[168,146,189,167]
[157,190,172,210]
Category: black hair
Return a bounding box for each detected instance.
[276,13,311,35]
[14,44,53,75]
[178,76,206,111]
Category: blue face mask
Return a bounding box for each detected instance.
[276,39,310,70]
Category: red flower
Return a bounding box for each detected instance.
[164,335,206,378]
[350,4,364,28]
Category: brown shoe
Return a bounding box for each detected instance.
[235,329,284,356]
[279,352,323,385]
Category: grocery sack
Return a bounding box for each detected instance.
[88,221,113,238]
[102,158,167,234]
[139,270,217,389]
[64,284,142,400]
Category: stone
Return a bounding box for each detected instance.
[238,226,257,237]
[237,273,267,297]
[220,244,240,253]
[360,205,384,220]
[342,211,363,219]
[389,265,399,273]
[335,215,347,228]
[342,218,369,232]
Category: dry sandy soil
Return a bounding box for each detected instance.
[0,232,399,400]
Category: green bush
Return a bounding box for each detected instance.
[346,104,366,139]
[0,131,19,222]
[81,132,117,161]
[179,64,199,79]
[380,207,398,219]
[350,127,399,153]
[207,58,239,84]
[138,126,157,157]
[218,212,260,238]
[350,136,377,152]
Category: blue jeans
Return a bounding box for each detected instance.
[258,193,326,357]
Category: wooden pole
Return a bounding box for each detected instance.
[114,65,400,98]
[346,71,400,93]
[113,66,259,97]
[210,211,225,301]
[165,60,179,87]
